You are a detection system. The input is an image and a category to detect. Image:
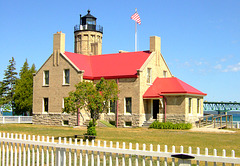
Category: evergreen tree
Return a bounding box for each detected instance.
[14,60,36,115]
[2,57,18,113]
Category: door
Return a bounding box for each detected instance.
[153,100,159,119]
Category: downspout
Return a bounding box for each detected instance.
[160,95,167,122]
[116,79,119,128]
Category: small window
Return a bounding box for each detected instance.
[125,97,132,114]
[163,71,167,78]
[78,35,81,40]
[147,68,152,84]
[125,121,132,127]
[44,70,49,86]
[63,69,70,85]
[109,100,116,114]
[43,98,49,113]
[63,120,69,126]
[197,99,201,114]
[188,98,192,114]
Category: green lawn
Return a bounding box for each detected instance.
[0,124,239,157]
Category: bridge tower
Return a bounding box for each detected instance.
[74,10,103,55]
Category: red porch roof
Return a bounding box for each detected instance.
[143,77,207,98]
[64,51,151,80]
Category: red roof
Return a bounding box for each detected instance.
[64,51,151,79]
[143,77,207,98]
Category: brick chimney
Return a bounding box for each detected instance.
[53,31,65,66]
[150,36,161,53]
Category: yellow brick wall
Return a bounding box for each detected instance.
[74,31,102,55]
[33,53,83,114]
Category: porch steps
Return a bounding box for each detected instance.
[142,119,156,128]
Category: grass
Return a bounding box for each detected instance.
[99,120,115,127]
[0,124,240,157]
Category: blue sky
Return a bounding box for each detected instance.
[0,0,239,102]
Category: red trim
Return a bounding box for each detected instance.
[143,96,163,99]
[161,92,207,96]
[143,77,207,98]
[83,75,138,80]
[116,79,119,128]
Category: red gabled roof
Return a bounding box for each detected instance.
[64,51,151,79]
[143,77,207,98]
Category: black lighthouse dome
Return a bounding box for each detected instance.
[74,10,103,33]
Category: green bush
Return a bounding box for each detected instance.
[85,126,97,136]
[85,120,97,136]
[88,120,96,129]
[149,121,192,130]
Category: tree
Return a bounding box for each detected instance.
[63,78,119,125]
[14,60,36,115]
[2,57,18,113]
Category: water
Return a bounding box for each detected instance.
[204,111,240,122]
[1,111,13,116]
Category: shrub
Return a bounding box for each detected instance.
[88,120,96,129]
[85,126,97,136]
[85,120,97,136]
[149,121,192,130]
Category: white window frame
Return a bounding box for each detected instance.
[43,98,49,113]
[108,100,116,114]
[147,68,152,84]
[63,69,70,85]
[62,98,65,109]
[124,97,132,114]
[197,99,201,114]
[188,98,192,114]
[43,70,49,86]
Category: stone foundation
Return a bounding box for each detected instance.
[158,114,186,123]
[33,113,80,126]
[102,114,146,127]
[33,112,197,127]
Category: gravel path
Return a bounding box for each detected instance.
[190,128,236,133]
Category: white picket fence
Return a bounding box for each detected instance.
[0,132,240,166]
[0,116,32,124]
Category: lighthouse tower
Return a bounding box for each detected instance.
[74,10,103,55]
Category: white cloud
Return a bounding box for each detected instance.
[216,55,233,63]
[183,61,191,67]
[196,62,203,66]
[223,62,240,72]
[214,64,222,70]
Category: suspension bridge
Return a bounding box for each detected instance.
[203,101,240,113]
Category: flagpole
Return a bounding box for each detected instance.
[135,8,137,52]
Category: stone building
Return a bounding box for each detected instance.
[32,11,206,127]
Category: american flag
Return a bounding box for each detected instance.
[131,12,141,25]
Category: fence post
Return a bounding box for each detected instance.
[226,116,228,128]
[220,116,222,128]
[214,118,216,128]
[18,117,21,123]
[3,116,5,124]
[55,137,65,166]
